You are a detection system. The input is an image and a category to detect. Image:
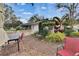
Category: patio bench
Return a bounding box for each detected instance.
[56,37,79,56]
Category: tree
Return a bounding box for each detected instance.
[4,4,22,29]
[56,3,79,25]
[28,14,42,23]
[4,4,14,21]
[0,3,10,41]
[4,17,22,30]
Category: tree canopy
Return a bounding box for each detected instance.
[56,3,79,25]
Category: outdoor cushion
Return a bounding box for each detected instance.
[74,39,79,53]
[64,37,76,54]
[65,37,79,53]
[57,37,79,56]
[57,49,73,56]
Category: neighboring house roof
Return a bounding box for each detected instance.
[20,22,40,27]
[26,22,39,25]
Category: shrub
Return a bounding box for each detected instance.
[64,26,74,36]
[70,32,79,37]
[16,26,22,30]
[39,27,49,38]
[46,32,65,42]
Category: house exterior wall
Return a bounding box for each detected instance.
[73,25,79,32]
[31,24,39,33]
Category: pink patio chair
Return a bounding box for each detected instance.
[56,37,79,56]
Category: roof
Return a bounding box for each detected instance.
[26,22,39,25]
[21,22,40,26]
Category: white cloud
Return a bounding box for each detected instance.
[41,6,47,10]
[22,12,33,15]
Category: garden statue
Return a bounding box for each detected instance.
[0,4,9,46]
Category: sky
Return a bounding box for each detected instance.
[7,3,66,23]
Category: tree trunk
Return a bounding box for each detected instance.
[0,4,9,46]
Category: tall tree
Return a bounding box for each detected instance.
[4,4,22,29]
[28,14,42,23]
[4,4,14,21]
[56,3,79,25]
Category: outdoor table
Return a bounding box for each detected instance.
[7,32,20,51]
